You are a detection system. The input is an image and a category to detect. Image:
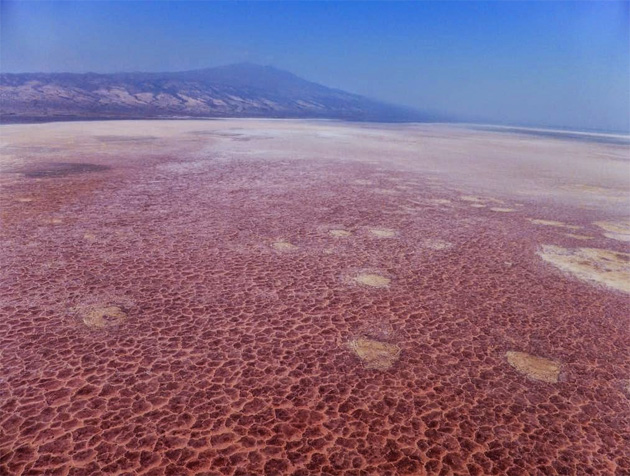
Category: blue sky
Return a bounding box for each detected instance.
[1,1,629,131]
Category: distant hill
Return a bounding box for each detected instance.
[0,63,433,123]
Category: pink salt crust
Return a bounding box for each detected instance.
[1,154,629,475]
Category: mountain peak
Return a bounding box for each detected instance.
[193,62,275,73]
[0,64,432,123]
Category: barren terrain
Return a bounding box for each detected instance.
[1,120,629,475]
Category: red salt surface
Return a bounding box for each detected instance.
[1,121,629,475]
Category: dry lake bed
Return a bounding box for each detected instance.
[1,120,629,475]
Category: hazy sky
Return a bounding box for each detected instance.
[2,1,629,132]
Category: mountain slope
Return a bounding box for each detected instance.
[0,63,429,123]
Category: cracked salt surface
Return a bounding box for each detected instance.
[1,120,629,475]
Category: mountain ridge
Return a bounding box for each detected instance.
[0,63,433,123]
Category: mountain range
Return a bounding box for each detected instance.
[0,63,433,123]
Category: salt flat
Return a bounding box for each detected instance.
[1,120,629,475]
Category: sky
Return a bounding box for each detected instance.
[1,1,629,132]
